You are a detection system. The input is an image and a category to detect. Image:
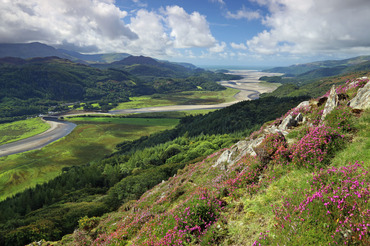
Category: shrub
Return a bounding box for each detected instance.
[255,162,370,245]
[289,125,344,168]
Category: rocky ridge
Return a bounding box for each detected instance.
[214,77,369,172]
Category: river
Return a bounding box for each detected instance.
[0,70,281,157]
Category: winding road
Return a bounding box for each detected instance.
[0,70,281,157]
[0,119,76,157]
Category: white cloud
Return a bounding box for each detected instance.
[0,1,218,57]
[0,0,138,52]
[209,41,227,53]
[209,0,225,5]
[247,0,370,56]
[127,9,174,57]
[165,5,216,49]
[230,42,247,50]
[226,6,261,20]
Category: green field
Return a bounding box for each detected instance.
[0,117,179,201]
[0,118,50,145]
[113,88,239,110]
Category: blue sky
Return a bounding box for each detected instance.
[1,0,370,66]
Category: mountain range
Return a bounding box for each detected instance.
[264,55,370,76]
[0,42,130,64]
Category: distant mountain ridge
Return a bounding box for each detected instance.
[0,42,130,64]
[264,55,370,76]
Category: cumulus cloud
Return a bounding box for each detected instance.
[226,6,261,20]
[209,42,226,53]
[247,0,370,55]
[0,1,217,57]
[165,6,216,49]
[0,0,138,52]
[230,42,247,50]
[127,9,173,56]
[209,0,225,5]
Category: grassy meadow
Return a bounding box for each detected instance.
[0,118,50,145]
[0,117,179,201]
[113,87,239,110]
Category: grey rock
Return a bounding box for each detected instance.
[279,114,297,131]
[213,149,232,170]
[295,113,303,123]
[349,81,370,110]
[321,85,338,122]
[246,136,265,157]
[296,101,310,109]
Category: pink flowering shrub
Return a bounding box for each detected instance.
[136,188,224,245]
[255,162,370,245]
[255,133,287,165]
[289,125,344,168]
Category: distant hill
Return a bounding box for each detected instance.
[0,56,143,101]
[0,42,130,64]
[57,49,130,63]
[0,42,71,60]
[0,56,234,122]
[93,55,199,78]
[264,55,370,76]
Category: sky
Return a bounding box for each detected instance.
[1,0,370,66]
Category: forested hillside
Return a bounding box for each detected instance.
[0,56,236,123]
[52,74,369,246]
[263,55,370,76]
[0,96,305,246]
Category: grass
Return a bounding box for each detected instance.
[112,88,240,110]
[0,118,50,145]
[330,109,370,169]
[0,117,179,201]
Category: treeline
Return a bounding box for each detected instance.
[0,57,236,122]
[116,96,310,153]
[0,96,307,245]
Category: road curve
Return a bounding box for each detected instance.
[0,70,280,157]
[0,119,76,157]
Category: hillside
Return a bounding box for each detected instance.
[0,56,234,123]
[5,74,366,245]
[54,76,369,246]
[263,55,370,76]
[260,70,370,99]
[0,42,130,64]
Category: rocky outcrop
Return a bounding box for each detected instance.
[214,80,370,172]
[213,136,265,170]
[321,85,338,122]
[213,150,232,170]
[349,81,370,110]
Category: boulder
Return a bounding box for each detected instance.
[295,113,303,123]
[213,149,232,170]
[245,136,265,157]
[279,114,296,131]
[321,85,338,122]
[296,101,310,109]
[349,81,370,110]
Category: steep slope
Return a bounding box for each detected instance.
[56,76,369,245]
